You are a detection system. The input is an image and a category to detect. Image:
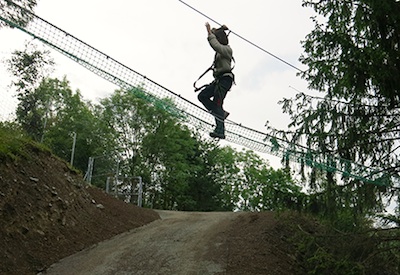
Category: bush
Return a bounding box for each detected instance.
[276,211,399,275]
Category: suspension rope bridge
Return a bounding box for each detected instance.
[0,1,394,186]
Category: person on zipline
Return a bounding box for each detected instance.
[197,22,234,139]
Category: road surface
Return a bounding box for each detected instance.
[44,210,237,275]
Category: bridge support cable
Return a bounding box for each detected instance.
[0,1,395,187]
[178,0,303,72]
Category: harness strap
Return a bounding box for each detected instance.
[193,56,235,92]
[193,63,214,92]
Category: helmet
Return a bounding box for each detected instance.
[213,26,229,45]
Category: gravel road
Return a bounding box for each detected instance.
[44,210,237,275]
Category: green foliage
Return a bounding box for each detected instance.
[39,77,100,172]
[91,88,222,210]
[266,0,400,222]
[6,42,54,141]
[305,248,364,275]
[278,211,400,275]
[207,148,304,212]
[182,139,235,211]
[2,42,308,213]
[0,122,29,161]
[141,111,197,209]
[0,0,37,29]
[0,121,48,161]
[300,0,400,103]
[269,4,400,269]
[295,0,400,186]
[6,42,54,98]
[2,72,103,173]
[84,87,304,211]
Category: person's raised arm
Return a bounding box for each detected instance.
[205,22,212,35]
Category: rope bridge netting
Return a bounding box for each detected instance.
[0,1,395,186]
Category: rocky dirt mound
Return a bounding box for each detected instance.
[0,142,308,275]
[0,147,160,275]
[214,211,300,274]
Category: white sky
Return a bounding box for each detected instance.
[0,0,317,168]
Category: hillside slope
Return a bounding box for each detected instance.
[0,145,159,275]
[0,142,303,275]
[2,138,397,275]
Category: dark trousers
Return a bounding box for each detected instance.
[198,76,233,134]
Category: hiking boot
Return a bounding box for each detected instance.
[210,111,229,120]
[210,131,225,139]
[224,111,230,119]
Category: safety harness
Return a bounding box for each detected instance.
[193,56,235,92]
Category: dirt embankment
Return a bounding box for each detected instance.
[0,148,159,275]
[0,146,301,275]
[44,210,300,275]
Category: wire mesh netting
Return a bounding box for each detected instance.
[0,1,395,186]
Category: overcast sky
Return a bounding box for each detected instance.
[0,0,317,167]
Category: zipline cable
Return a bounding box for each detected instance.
[178,0,304,72]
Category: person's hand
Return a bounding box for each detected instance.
[205,22,211,34]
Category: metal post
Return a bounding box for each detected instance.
[70,132,77,166]
[84,157,94,184]
[114,160,120,196]
[106,177,110,193]
[40,101,50,143]
[137,176,143,207]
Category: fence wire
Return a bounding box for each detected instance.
[0,1,395,186]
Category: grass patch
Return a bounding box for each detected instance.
[0,122,48,162]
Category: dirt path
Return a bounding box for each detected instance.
[44,210,238,275]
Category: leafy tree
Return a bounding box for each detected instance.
[184,139,236,211]
[0,0,37,29]
[296,0,400,177]
[206,146,242,210]
[6,42,54,141]
[268,0,400,218]
[96,88,267,211]
[225,149,303,211]
[89,88,152,188]
[141,116,197,210]
[39,77,100,172]
[300,0,400,104]
[94,88,200,207]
